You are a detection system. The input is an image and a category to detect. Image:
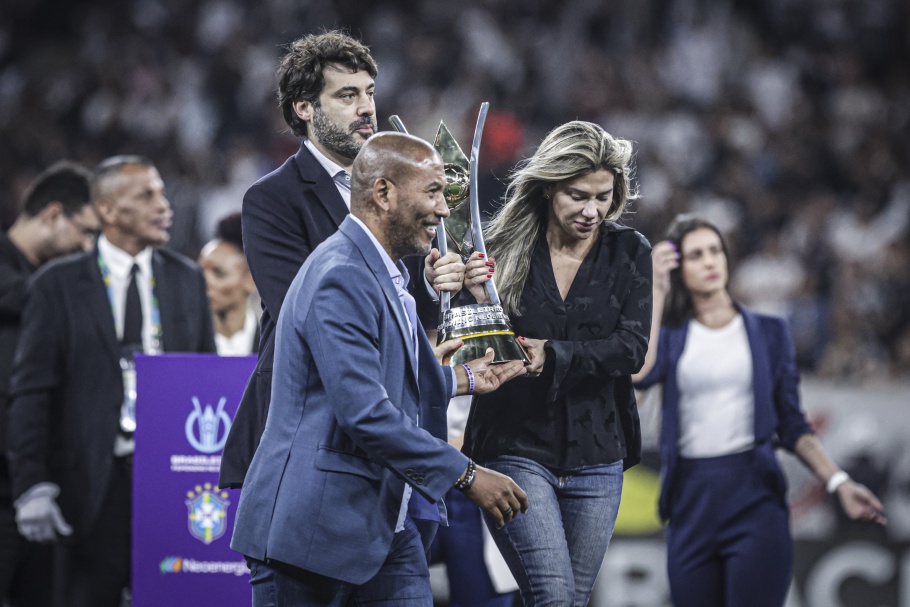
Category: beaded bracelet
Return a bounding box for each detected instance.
[460,363,475,395]
[454,459,476,492]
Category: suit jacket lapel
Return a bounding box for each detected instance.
[338,219,420,386]
[740,307,774,440]
[81,251,120,363]
[661,323,688,462]
[152,252,175,351]
[294,142,349,229]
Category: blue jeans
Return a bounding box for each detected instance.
[248,517,432,606]
[483,456,623,607]
[430,488,516,607]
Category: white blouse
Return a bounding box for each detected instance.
[676,314,755,458]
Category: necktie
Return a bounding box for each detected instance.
[122,263,143,348]
[333,170,352,195]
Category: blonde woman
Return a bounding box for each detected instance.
[462,121,651,606]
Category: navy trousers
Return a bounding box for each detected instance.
[666,450,792,607]
[248,516,432,606]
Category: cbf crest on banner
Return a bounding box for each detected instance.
[186,483,230,545]
[133,354,256,607]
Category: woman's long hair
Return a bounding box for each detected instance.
[486,121,638,315]
[662,215,733,327]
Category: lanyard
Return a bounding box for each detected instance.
[97,253,162,354]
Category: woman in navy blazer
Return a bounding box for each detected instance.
[633,215,885,607]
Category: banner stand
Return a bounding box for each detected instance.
[132,354,256,606]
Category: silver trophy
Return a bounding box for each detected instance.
[389,103,527,366]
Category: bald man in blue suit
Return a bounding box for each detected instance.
[231,132,529,606]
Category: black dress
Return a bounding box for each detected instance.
[463,223,652,472]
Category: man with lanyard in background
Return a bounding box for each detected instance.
[7,155,215,607]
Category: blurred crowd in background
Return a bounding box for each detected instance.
[2,0,908,380]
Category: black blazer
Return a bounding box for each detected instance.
[219,142,437,488]
[7,247,215,536]
[0,234,35,475]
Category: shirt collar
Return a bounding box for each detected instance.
[347,215,409,290]
[98,234,153,279]
[215,308,259,356]
[304,138,350,181]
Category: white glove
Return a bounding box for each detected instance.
[14,483,73,543]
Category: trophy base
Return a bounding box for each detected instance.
[437,303,529,366]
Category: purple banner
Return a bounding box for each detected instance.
[133,354,256,606]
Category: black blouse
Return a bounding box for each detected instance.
[462,223,652,472]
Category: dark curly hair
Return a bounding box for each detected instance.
[277,30,378,137]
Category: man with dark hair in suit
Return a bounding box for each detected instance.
[219,30,466,491]
[7,155,216,607]
[1,161,98,607]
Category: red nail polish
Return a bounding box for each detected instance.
[486,274,492,278]
[478,253,485,258]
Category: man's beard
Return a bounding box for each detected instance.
[387,202,435,261]
[311,105,375,161]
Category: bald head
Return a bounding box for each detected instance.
[91,155,173,256]
[350,132,442,214]
[350,132,448,261]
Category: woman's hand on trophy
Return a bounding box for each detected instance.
[424,249,466,294]
[464,252,494,303]
[518,337,547,377]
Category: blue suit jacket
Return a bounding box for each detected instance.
[635,306,811,521]
[219,142,440,488]
[230,217,467,584]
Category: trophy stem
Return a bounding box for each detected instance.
[388,115,407,134]
[435,219,450,314]
[468,102,501,306]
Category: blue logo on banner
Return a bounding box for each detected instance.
[185,397,231,453]
[186,484,230,545]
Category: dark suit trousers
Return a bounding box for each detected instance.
[59,456,132,607]
[0,459,53,607]
[247,515,431,607]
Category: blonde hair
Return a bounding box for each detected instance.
[486,121,638,314]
